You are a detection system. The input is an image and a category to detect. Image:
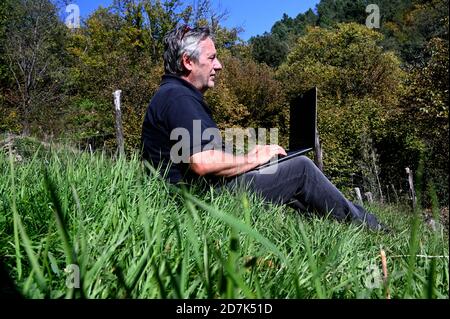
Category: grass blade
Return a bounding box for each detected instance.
[182,191,286,263]
[297,219,325,299]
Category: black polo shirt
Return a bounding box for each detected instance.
[141,75,223,184]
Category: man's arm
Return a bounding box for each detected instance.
[189,145,287,177]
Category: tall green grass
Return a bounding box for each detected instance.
[0,144,448,299]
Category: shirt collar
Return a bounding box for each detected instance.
[161,74,204,100]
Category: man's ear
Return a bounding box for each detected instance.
[181,53,193,72]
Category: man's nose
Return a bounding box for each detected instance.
[214,58,222,70]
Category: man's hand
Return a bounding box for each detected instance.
[247,144,287,165]
[189,145,286,177]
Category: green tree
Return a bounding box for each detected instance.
[0,0,17,132]
[0,0,13,85]
[142,0,191,59]
[278,23,404,193]
[394,37,449,204]
[250,33,289,68]
[66,5,160,150]
[3,0,69,136]
[390,0,449,66]
[315,0,448,66]
[271,10,319,41]
[250,10,318,67]
[317,0,369,27]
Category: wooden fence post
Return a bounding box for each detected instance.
[354,187,364,206]
[405,167,417,211]
[314,128,324,172]
[385,185,391,204]
[365,192,374,204]
[113,90,125,156]
[313,87,324,172]
[371,151,384,203]
[391,184,399,204]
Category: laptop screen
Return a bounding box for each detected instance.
[289,87,317,151]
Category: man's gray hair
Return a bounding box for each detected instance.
[163,26,212,75]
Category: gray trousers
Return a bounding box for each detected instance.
[224,156,382,230]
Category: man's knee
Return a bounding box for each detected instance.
[270,155,317,179]
[289,155,316,170]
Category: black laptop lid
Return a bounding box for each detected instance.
[289,87,317,151]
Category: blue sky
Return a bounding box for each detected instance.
[70,0,320,40]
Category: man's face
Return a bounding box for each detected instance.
[185,37,222,93]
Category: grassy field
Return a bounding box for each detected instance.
[0,139,448,299]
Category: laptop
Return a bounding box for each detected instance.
[255,87,317,170]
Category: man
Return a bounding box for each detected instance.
[141,26,387,231]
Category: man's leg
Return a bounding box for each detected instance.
[226,156,383,230]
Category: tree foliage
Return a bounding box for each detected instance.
[278,23,405,191]
[2,0,69,136]
[393,37,449,203]
[380,0,449,66]
[250,33,289,68]
[255,0,448,67]
[250,10,318,67]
